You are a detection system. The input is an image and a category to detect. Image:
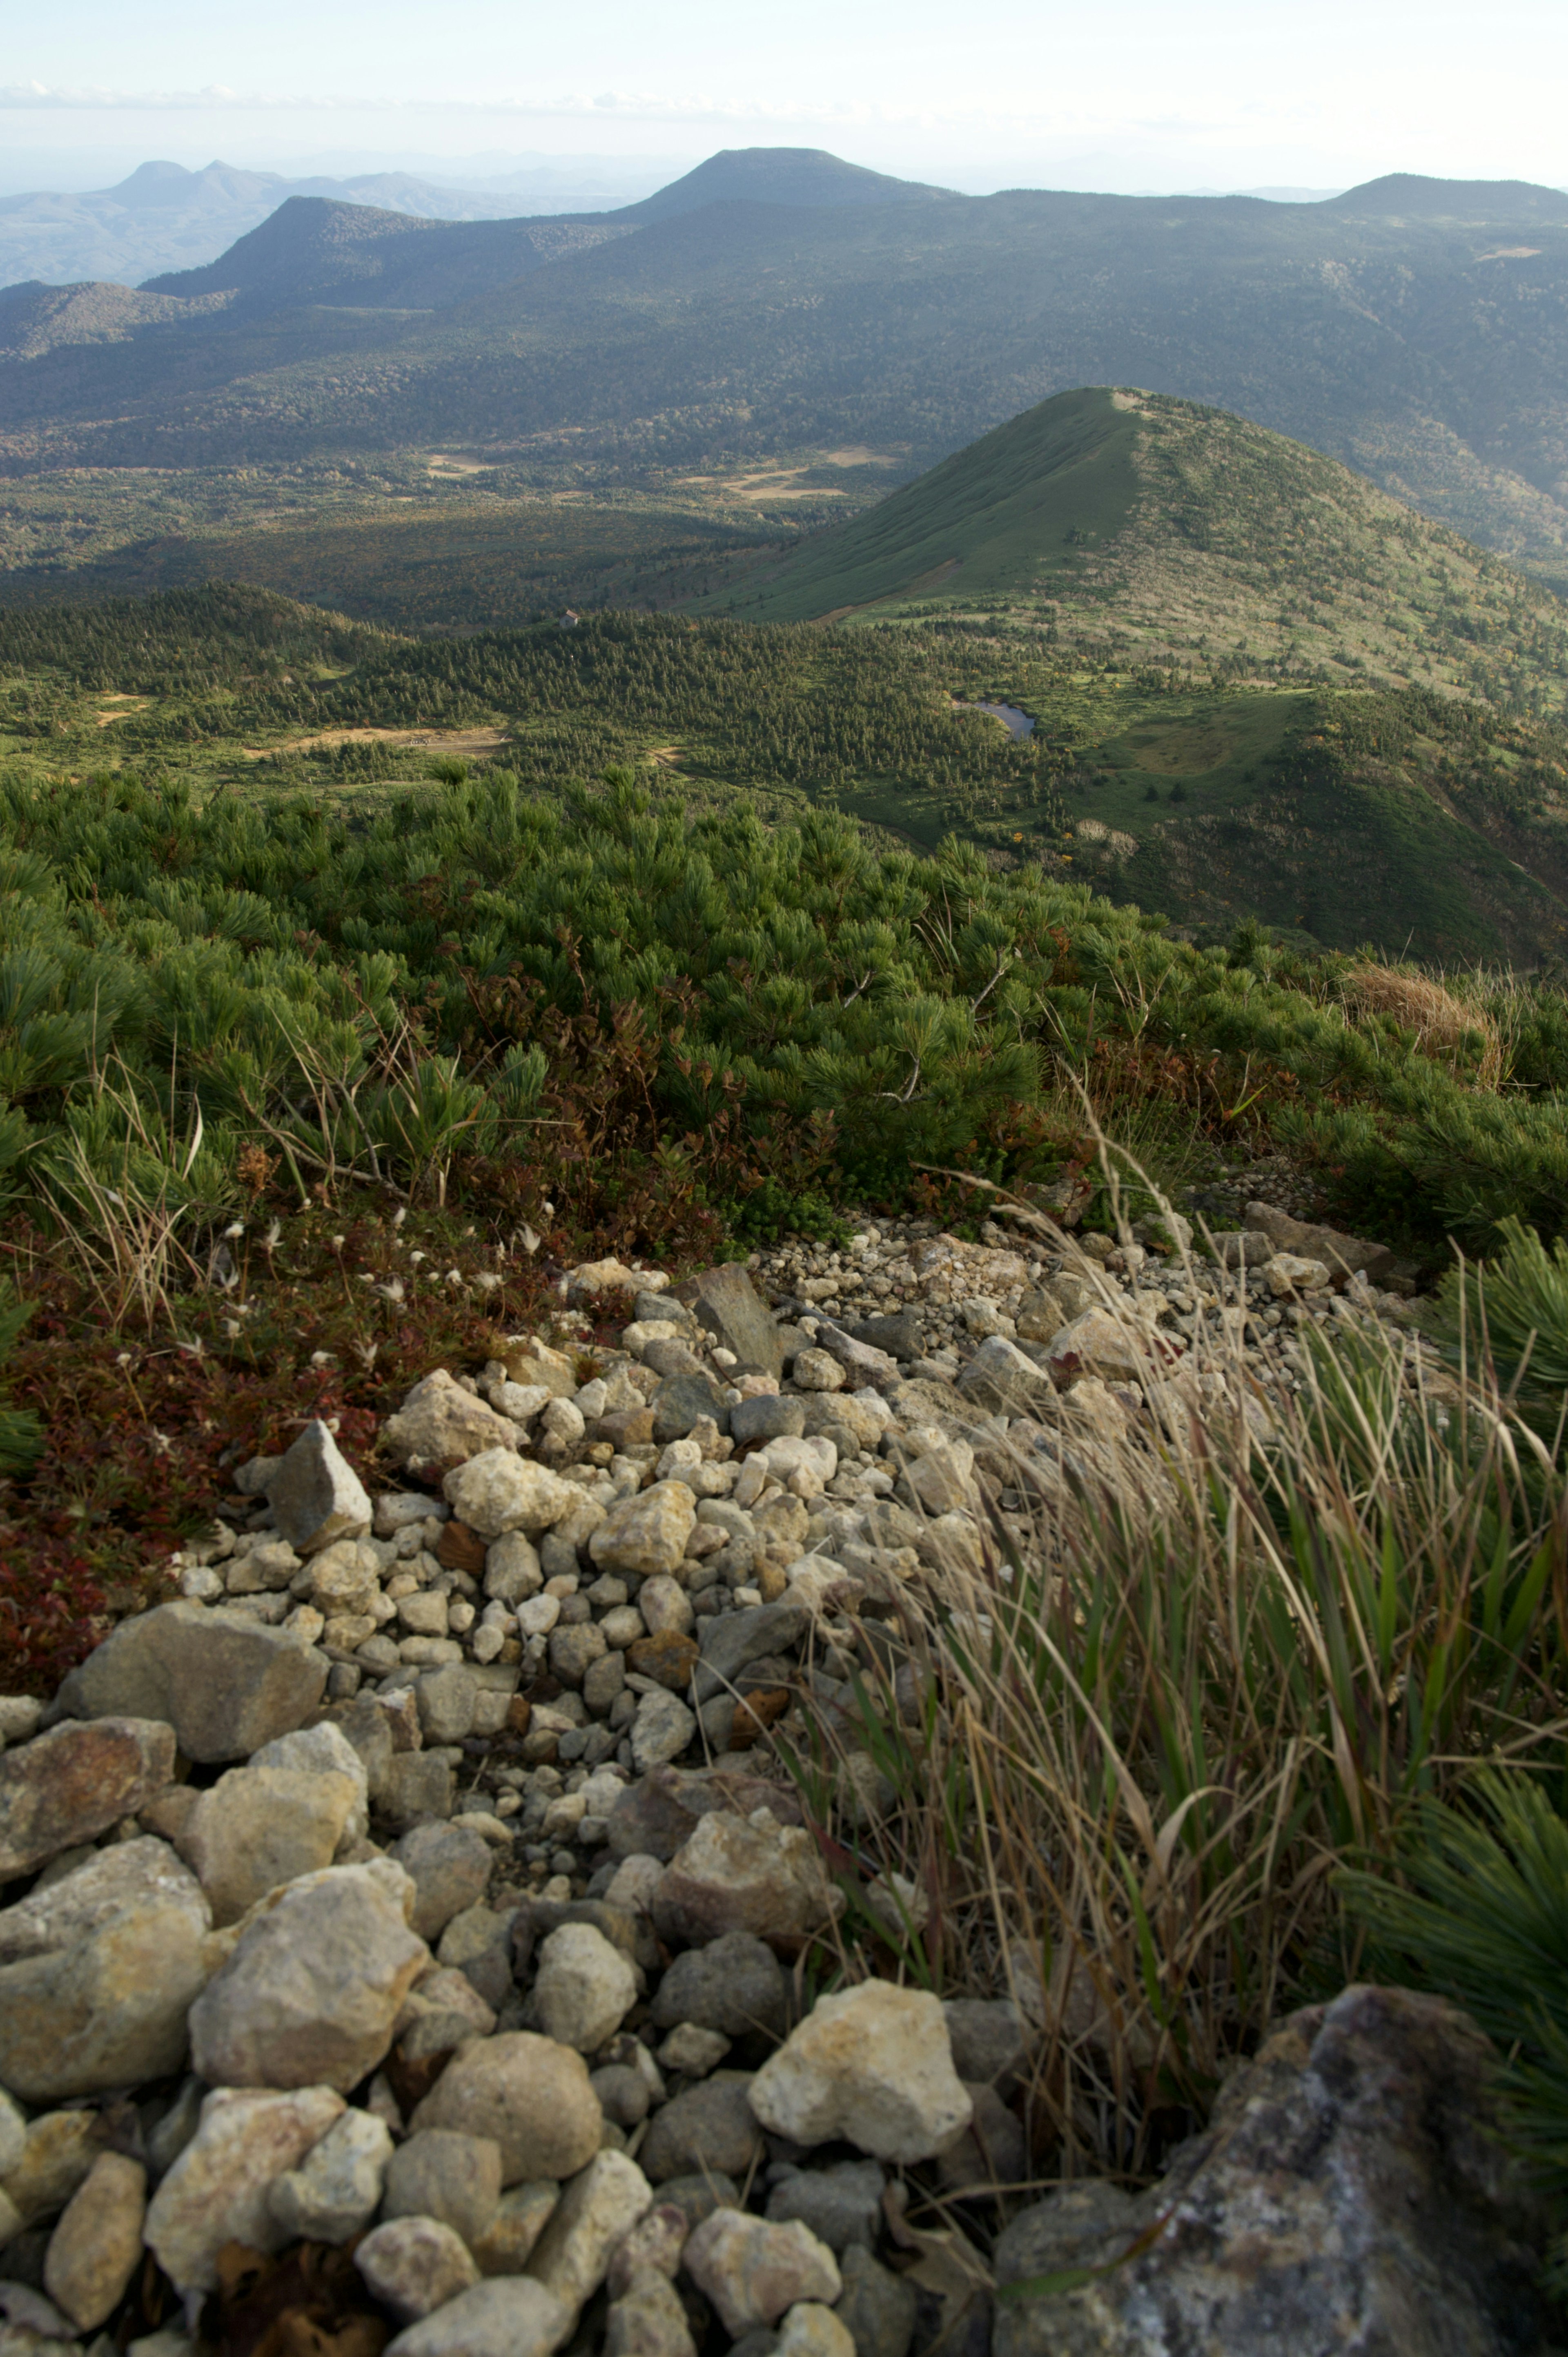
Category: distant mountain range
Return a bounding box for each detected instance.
[5,149,1568,583]
[0,156,630,289]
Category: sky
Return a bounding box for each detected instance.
[2,0,1566,197]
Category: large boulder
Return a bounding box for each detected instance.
[0,1717,175,1878]
[0,1838,216,2101]
[992,1984,1558,2357]
[188,1860,428,2091]
[748,1984,972,2165]
[54,1604,327,1762]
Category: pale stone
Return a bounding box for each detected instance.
[0,1695,42,1746]
[268,2106,394,2244]
[605,2270,696,2357]
[0,2091,23,2179]
[630,1690,697,1775]
[485,1530,544,1605]
[606,2205,689,2300]
[0,1838,215,2101]
[791,1350,846,1393]
[472,2181,561,2275]
[1042,1309,1150,1387]
[532,1923,638,2053]
[445,1451,581,1539]
[776,2304,855,2357]
[635,1577,693,1637]
[2,2110,98,2222]
[898,1439,976,1516]
[658,2023,730,2078]
[1264,1251,1332,1297]
[955,1333,1055,1413]
[265,1419,373,1554]
[589,1484,697,1578]
[384,1369,519,1478]
[43,2153,147,2330]
[0,1717,176,1877]
[748,1984,972,2165]
[54,1603,328,1763]
[144,2085,345,2292]
[188,1861,429,2092]
[385,2278,572,2357]
[652,1813,837,1948]
[180,1763,361,1925]
[305,1538,384,1617]
[527,2150,653,2314]
[356,2215,479,2323]
[393,1820,494,1942]
[384,2127,503,2249]
[412,2033,603,2185]
[682,2209,841,2337]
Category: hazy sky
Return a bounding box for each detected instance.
[3,0,1565,194]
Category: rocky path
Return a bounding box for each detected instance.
[0,1202,1554,2357]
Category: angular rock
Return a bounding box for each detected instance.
[0,1717,176,1878]
[393,1821,494,1942]
[179,1760,362,1926]
[385,2277,571,2357]
[628,1632,699,1694]
[748,1984,972,2164]
[356,2215,480,2324]
[0,1837,215,2101]
[253,1720,372,1825]
[630,1688,697,1773]
[1042,1309,1153,1387]
[683,2209,841,2337]
[693,1603,806,1706]
[531,1922,638,2053]
[1265,1250,1331,1297]
[304,1537,383,1617]
[846,1309,924,1362]
[606,2269,697,2357]
[55,1603,328,1764]
[445,1451,579,1541]
[418,1664,480,1743]
[766,2161,884,2255]
[1205,1228,1277,1273]
[486,1529,544,1604]
[1245,1200,1394,1282]
[385,2129,503,2249]
[670,1265,783,1378]
[942,1998,1029,2090]
[731,1395,807,1446]
[650,1375,733,1445]
[527,2148,652,2313]
[265,1419,373,1554]
[384,1750,458,1829]
[606,1764,804,1864]
[591,1482,698,1578]
[607,2205,690,2300]
[268,2106,394,2244]
[412,2032,603,2185]
[188,1860,429,2092]
[384,1369,520,1478]
[810,1322,899,1390]
[653,1813,835,1949]
[658,2022,730,2078]
[833,2248,917,2357]
[650,1930,789,2042]
[144,2085,344,2293]
[640,2076,765,2186]
[472,2181,561,2276]
[993,1984,1553,2357]
[955,1334,1056,1414]
[43,2152,147,2331]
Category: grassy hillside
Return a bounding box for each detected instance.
[6,162,1568,588]
[721,388,1568,713]
[6,583,1568,966]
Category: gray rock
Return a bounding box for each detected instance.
[1243,1201,1394,1282]
[935,2083,1028,2192]
[637,1292,699,1333]
[834,2247,917,2357]
[178,1756,363,1926]
[550,1622,608,1688]
[766,2161,884,2254]
[955,1334,1056,1413]
[592,2065,652,2131]
[605,2268,697,2357]
[264,1419,373,1554]
[650,1375,732,1445]
[417,1666,479,1744]
[942,1999,1029,2090]
[55,1603,328,1764]
[655,2173,739,2230]
[630,1689,697,1774]
[530,1922,637,2052]
[411,2031,603,2185]
[188,1860,429,2092]
[0,1716,176,1878]
[650,1931,789,2042]
[383,1751,458,1828]
[642,1337,708,1381]
[526,2147,654,2315]
[693,1603,807,1706]
[356,2214,479,2324]
[604,1764,804,1863]
[384,2129,503,2249]
[268,2107,394,2244]
[651,1813,836,1950]
[670,1265,783,1378]
[640,2074,766,2185]
[683,2209,841,2338]
[844,1309,924,1362]
[486,1530,543,1606]
[1204,1229,1277,1273]
[992,1984,1557,2357]
[392,1821,494,1942]
[731,1396,807,1446]
[809,1322,899,1389]
[384,2277,571,2357]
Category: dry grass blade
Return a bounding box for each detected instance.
[1344,961,1505,1088]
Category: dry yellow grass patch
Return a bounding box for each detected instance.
[1344,963,1504,1087]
